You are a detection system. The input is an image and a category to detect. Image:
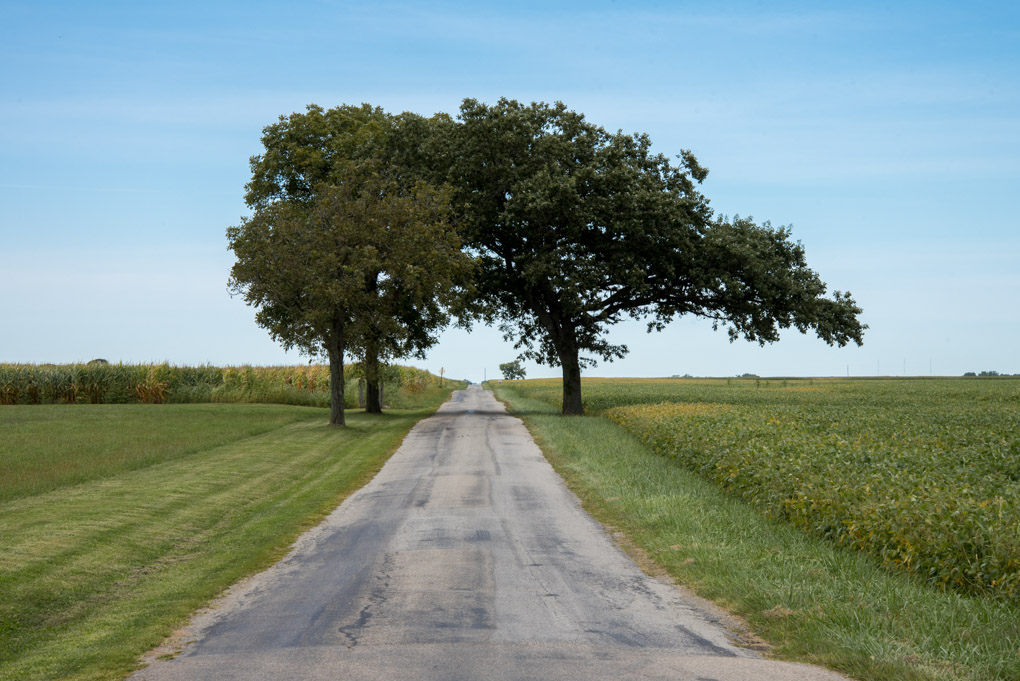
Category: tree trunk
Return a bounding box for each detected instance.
[327,322,346,427]
[560,344,584,415]
[364,337,382,414]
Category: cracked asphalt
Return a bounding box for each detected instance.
[132,385,848,681]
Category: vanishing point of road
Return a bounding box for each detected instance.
[133,385,847,681]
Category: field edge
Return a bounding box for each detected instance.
[490,381,1019,681]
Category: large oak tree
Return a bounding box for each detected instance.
[229,105,471,425]
[435,98,865,414]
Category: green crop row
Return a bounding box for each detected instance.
[515,375,1020,413]
[0,362,450,409]
[510,377,1020,601]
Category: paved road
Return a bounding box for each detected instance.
[133,386,847,681]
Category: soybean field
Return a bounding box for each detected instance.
[506,377,1020,602]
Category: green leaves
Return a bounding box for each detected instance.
[498,359,526,380]
[694,216,866,347]
[244,103,392,209]
[438,98,865,413]
[240,97,867,416]
[230,103,473,423]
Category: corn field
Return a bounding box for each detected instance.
[0,362,447,409]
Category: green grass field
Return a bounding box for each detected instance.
[0,404,318,503]
[0,397,454,681]
[494,378,1020,681]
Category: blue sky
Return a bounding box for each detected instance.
[2,0,1017,380]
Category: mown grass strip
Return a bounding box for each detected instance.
[0,404,320,503]
[493,383,1020,681]
[0,400,450,681]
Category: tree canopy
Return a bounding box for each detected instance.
[230,98,866,418]
[499,359,526,380]
[229,104,471,425]
[434,98,865,414]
